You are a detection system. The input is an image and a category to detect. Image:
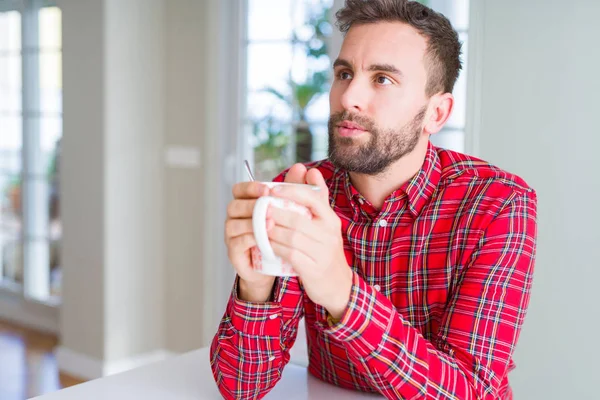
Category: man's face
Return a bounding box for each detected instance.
[328,21,431,175]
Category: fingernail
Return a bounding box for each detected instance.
[272,185,282,193]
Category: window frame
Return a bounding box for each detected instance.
[0,0,61,332]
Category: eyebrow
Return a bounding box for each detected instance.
[333,58,404,78]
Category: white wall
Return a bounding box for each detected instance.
[473,1,600,398]
[59,0,106,361]
[58,0,238,377]
[163,0,207,354]
[103,0,166,363]
[59,0,167,377]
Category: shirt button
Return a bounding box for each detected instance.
[358,198,364,205]
[374,284,381,292]
[269,314,278,320]
[268,356,276,362]
[378,219,388,227]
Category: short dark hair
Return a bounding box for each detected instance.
[335,0,462,96]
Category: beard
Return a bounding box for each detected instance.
[327,106,427,175]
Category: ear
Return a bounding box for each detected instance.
[423,93,454,136]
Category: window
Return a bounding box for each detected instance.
[424,0,470,153]
[245,0,334,181]
[244,0,470,184]
[0,0,62,304]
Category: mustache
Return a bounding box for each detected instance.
[329,111,376,133]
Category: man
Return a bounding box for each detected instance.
[211,0,537,399]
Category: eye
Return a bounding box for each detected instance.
[338,71,353,80]
[376,75,393,85]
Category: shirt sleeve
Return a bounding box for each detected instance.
[316,190,537,399]
[210,275,304,400]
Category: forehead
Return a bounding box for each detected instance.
[338,21,428,75]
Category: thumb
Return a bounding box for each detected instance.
[305,168,329,200]
[284,163,308,184]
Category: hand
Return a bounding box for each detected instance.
[224,164,311,301]
[266,167,353,319]
[225,181,274,299]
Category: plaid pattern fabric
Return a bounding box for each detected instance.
[210,143,537,400]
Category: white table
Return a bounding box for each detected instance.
[32,347,382,399]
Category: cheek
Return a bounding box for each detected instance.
[372,90,421,130]
[329,85,343,111]
[369,96,397,129]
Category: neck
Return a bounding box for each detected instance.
[348,138,429,210]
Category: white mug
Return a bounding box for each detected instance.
[251,182,319,277]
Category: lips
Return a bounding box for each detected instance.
[337,120,367,137]
[338,121,366,131]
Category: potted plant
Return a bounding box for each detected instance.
[6,176,22,216]
[254,1,331,167]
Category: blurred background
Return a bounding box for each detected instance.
[0,0,598,399]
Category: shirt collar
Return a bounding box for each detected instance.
[340,142,441,218]
[403,142,441,217]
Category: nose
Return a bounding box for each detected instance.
[340,78,367,113]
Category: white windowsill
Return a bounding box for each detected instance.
[0,283,60,333]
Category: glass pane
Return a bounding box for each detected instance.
[248,0,293,41]
[0,115,23,175]
[0,89,22,115]
[0,11,22,52]
[39,52,62,114]
[427,0,469,31]
[40,115,62,151]
[450,0,469,31]
[247,90,293,122]
[248,120,294,181]
[304,92,329,124]
[291,0,334,35]
[447,32,468,129]
[22,178,52,300]
[1,238,23,285]
[39,8,62,115]
[1,172,23,285]
[431,129,465,153]
[247,42,293,93]
[0,54,22,112]
[0,175,22,222]
[309,123,328,161]
[47,146,61,297]
[247,0,334,178]
[39,7,62,50]
[0,149,22,176]
[291,42,310,84]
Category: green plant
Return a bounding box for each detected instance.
[253,1,332,166]
[252,116,291,181]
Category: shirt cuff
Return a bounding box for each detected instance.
[317,271,395,359]
[228,276,283,336]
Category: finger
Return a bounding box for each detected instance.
[225,218,254,239]
[227,232,257,253]
[267,225,320,262]
[284,163,308,184]
[269,240,315,276]
[305,168,329,201]
[232,181,269,199]
[270,183,330,218]
[269,207,318,237]
[227,199,257,219]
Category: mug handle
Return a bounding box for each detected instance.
[252,196,278,260]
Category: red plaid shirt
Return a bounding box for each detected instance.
[210,143,537,399]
